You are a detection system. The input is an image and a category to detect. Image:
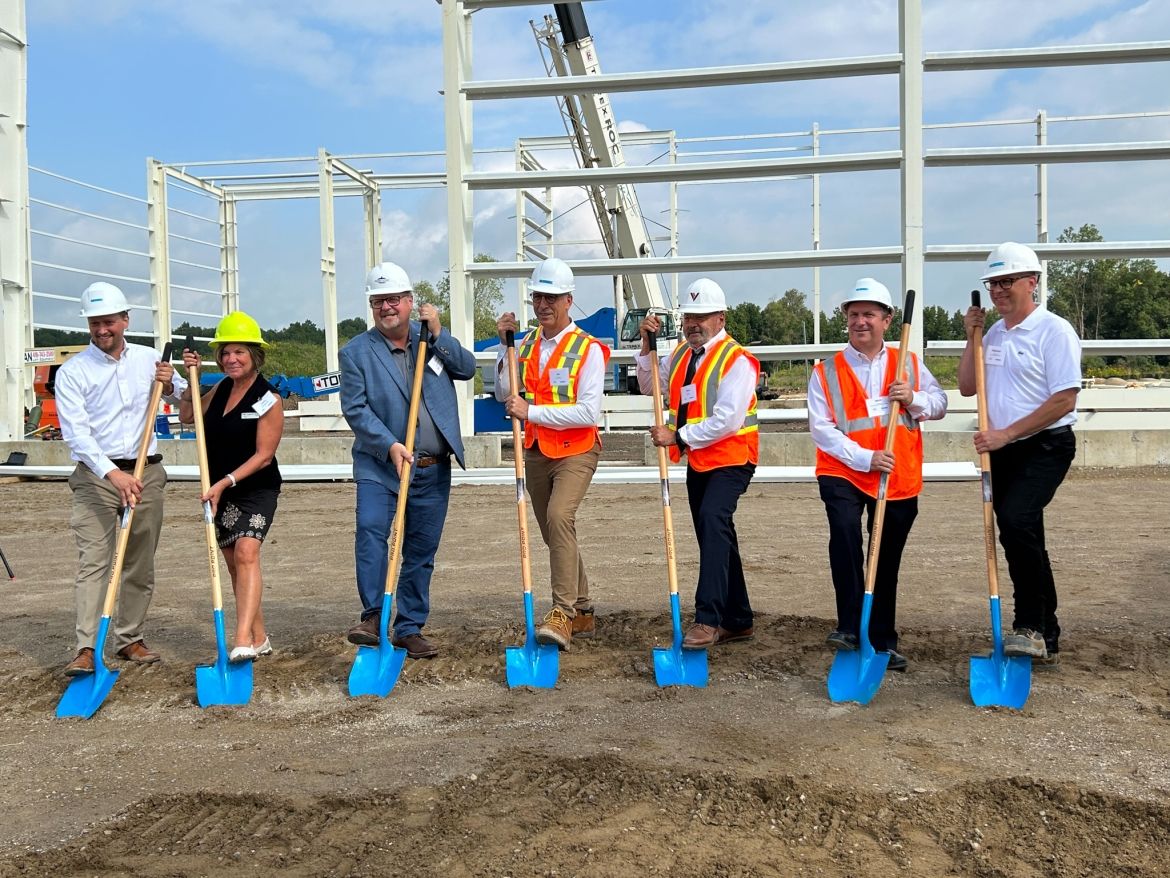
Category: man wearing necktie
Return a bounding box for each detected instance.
[637,278,761,650]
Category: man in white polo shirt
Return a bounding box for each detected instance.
[959,242,1081,663]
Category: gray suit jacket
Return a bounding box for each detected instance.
[339,323,477,490]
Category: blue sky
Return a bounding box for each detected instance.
[24,0,1170,335]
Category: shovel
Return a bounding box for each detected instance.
[967,290,1032,709]
[646,332,708,688]
[187,336,254,708]
[828,290,917,704]
[57,341,173,719]
[348,326,432,698]
[503,330,559,689]
[0,545,13,580]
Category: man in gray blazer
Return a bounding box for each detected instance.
[340,261,477,659]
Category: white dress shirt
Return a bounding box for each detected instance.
[807,342,947,472]
[634,329,757,450]
[983,307,1080,435]
[494,322,605,429]
[55,341,187,479]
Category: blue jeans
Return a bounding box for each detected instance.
[354,461,452,638]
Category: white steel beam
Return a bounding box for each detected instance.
[926,142,1170,166]
[900,0,925,356]
[926,241,1170,262]
[925,41,1170,71]
[146,159,173,349]
[443,0,476,430]
[0,0,30,440]
[317,149,340,372]
[467,151,902,189]
[465,55,902,99]
[220,193,239,314]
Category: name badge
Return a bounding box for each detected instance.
[866,396,891,418]
[252,392,276,416]
[240,412,260,420]
[984,345,1006,366]
[680,384,698,405]
[428,356,444,376]
[549,367,571,387]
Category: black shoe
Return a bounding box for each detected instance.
[347,617,380,646]
[826,630,859,651]
[885,649,908,673]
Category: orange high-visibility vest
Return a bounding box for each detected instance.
[518,327,611,459]
[813,349,924,499]
[666,336,759,472]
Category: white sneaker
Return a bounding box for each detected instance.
[229,644,258,663]
[254,637,273,656]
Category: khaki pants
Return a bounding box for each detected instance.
[69,463,167,653]
[523,442,601,617]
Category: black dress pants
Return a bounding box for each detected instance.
[818,475,918,652]
[686,463,755,630]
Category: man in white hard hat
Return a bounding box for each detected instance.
[54,281,186,676]
[637,278,760,650]
[340,262,477,659]
[495,257,610,649]
[808,278,947,672]
[960,243,1080,663]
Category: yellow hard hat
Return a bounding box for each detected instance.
[211,311,269,348]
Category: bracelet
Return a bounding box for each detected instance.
[226,473,237,487]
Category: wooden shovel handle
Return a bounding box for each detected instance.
[100,341,173,619]
[185,336,228,612]
[647,332,680,597]
[505,331,534,596]
[863,290,915,596]
[970,290,1001,599]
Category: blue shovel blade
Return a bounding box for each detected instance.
[195,608,254,708]
[57,617,118,720]
[652,645,708,688]
[348,641,407,698]
[969,653,1032,709]
[505,640,559,689]
[827,648,890,704]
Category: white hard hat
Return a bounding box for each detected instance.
[79,282,130,318]
[527,257,574,296]
[365,262,413,295]
[679,278,727,314]
[840,277,893,311]
[981,242,1042,281]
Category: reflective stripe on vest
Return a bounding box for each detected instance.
[819,352,918,434]
[518,327,611,459]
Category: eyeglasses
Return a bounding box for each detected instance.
[529,293,565,305]
[369,294,411,309]
[984,275,1030,291]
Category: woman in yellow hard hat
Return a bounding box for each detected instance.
[179,311,283,661]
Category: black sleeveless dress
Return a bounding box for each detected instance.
[204,375,282,547]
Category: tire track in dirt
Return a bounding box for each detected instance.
[3,752,1168,877]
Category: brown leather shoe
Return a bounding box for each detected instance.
[64,648,95,677]
[536,607,573,651]
[391,632,439,659]
[116,640,160,664]
[347,617,380,646]
[571,609,595,639]
[682,623,719,650]
[716,625,755,644]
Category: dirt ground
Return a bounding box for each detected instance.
[0,466,1168,877]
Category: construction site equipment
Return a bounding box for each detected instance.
[503,330,559,689]
[188,336,254,708]
[967,289,1032,709]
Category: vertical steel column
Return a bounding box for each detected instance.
[318,149,339,372]
[146,159,172,350]
[514,140,526,316]
[811,122,822,344]
[668,131,679,309]
[363,181,383,330]
[0,0,31,440]
[1036,109,1049,306]
[220,191,240,315]
[443,0,475,430]
[899,0,925,356]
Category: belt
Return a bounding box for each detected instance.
[110,454,162,472]
[415,453,450,469]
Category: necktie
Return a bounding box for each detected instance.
[677,346,703,430]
